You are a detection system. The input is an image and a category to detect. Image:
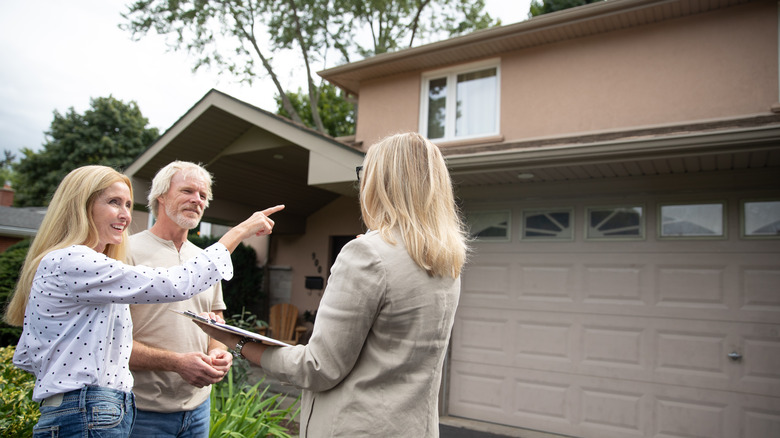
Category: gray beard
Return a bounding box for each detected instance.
[165,204,201,230]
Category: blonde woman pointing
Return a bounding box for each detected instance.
[4,165,283,438]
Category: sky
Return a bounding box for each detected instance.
[0,0,531,158]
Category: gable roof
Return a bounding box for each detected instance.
[125,89,364,233]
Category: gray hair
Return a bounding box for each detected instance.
[147,161,213,218]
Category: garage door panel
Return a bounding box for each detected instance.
[583,264,645,304]
[656,264,729,308]
[455,313,511,358]
[449,363,576,434]
[461,254,779,324]
[741,266,780,311]
[654,396,728,438]
[453,307,779,396]
[515,263,576,301]
[741,335,780,392]
[581,325,644,369]
[744,409,780,438]
[449,360,780,438]
[460,261,513,299]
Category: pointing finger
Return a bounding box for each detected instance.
[261,204,285,216]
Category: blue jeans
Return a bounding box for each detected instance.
[130,398,210,438]
[33,386,136,438]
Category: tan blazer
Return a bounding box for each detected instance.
[262,230,460,437]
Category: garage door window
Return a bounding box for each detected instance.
[586,206,644,240]
[659,203,725,238]
[521,208,573,240]
[465,210,510,241]
[742,200,780,238]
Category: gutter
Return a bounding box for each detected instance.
[444,123,780,172]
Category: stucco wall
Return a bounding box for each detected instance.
[354,71,422,150]
[354,1,777,147]
[503,1,777,139]
[270,195,363,314]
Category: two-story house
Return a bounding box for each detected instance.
[126,0,780,436]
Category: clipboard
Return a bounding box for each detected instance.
[171,310,292,347]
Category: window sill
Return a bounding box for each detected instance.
[433,134,504,148]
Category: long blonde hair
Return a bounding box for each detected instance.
[360,132,468,278]
[3,166,133,326]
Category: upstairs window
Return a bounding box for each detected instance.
[420,60,500,142]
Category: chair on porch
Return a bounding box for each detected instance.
[259,303,307,345]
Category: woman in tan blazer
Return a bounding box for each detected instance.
[199,132,469,437]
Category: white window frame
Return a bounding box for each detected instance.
[419,59,500,142]
[585,205,646,241]
[465,209,511,242]
[521,207,575,241]
[741,199,780,239]
[657,201,726,240]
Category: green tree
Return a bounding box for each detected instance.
[276,83,355,137]
[121,0,497,136]
[529,0,602,17]
[0,151,17,190]
[13,96,159,207]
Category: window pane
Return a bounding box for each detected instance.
[522,209,573,240]
[466,210,510,240]
[456,68,497,137]
[744,200,780,236]
[427,77,447,139]
[587,206,644,238]
[660,204,723,237]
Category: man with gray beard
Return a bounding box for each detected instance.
[128,161,231,437]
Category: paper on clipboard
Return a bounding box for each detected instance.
[171,310,292,347]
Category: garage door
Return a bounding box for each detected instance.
[448,196,780,438]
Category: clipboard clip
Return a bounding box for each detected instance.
[183,310,218,324]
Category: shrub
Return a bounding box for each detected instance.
[0,345,39,436]
[210,366,300,438]
[189,235,265,316]
[0,240,30,347]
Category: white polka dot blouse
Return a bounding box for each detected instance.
[13,242,234,402]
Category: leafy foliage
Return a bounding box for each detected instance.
[13,96,159,207]
[210,368,300,438]
[529,0,602,17]
[227,307,268,334]
[188,235,265,316]
[0,150,17,190]
[121,0,497,136]
[276,83,355,137]
[0,240,30,347]
[0,346,39,436]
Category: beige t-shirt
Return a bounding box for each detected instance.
[128,230,227,412]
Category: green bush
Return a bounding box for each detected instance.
[189,235,265,316]
[0,240,30,347]
[210,366,300,438]
[0,345,39,436]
